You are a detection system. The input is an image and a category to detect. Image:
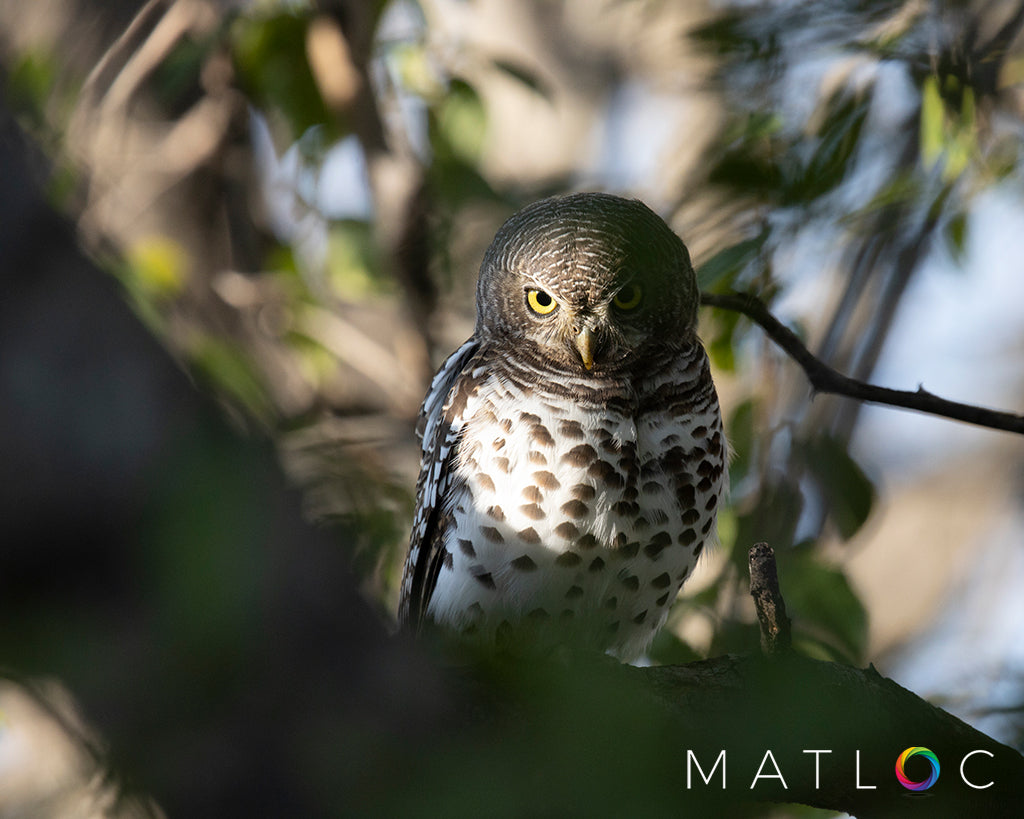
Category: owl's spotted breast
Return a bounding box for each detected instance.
[420,344,724,660]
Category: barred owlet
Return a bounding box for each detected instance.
[399,193,725,661]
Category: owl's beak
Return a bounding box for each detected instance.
[574,326,595,370]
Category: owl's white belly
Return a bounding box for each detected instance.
[426,365,725,661]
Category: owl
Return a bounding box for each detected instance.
[399,192,725,661]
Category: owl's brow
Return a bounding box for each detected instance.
[608,272,639,291]
[587,269,640,304]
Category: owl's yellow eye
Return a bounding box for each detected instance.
[612,283,643,311]
[526,289,558,315]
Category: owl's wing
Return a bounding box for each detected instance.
[399,339,482,630]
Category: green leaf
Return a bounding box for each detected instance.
[945,85,977,180]
[392,41,444,98]
[116,236,189,333]
[491,58,551,99]
[708,150,785,198]
[944,211,968,264]
[6,49,57,123]
[725,398,756,489]
[232,12,335,141]
[841,171,918,231]
[707,307,739,372]
[776,550,868,663]
[691,11,778,61]
[327,219,385,298]
[266,241,301,277]
[151,30,218,114]
[696,234,766,291]
[790,91,869,202]
[126,235,189,298]
[803,434,875,540]
[435,79,487,164]
[187,334,274,424]
[920,74,944,170]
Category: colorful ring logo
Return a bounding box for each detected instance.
[896,746,940,791]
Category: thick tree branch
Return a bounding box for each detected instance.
[635,653,1024,817]
[701,290,1024,436]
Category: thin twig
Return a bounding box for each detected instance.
[701,290,1024,436]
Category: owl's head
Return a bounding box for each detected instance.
[475,193,699,375]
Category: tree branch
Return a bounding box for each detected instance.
[635,652,1024,817]
[748,542,791,655]
[701,290,1024,436]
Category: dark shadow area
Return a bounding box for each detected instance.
[0,101,455,816]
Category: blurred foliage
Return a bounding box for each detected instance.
[671,0,1024,670]
[125,236,190,301]
[232,10,338,142]
[187,334,278,426]
[326,220,387,298]
[5,48,81,206]
[6,49,58,127]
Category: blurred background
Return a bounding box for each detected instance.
[1,0,1023,816]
